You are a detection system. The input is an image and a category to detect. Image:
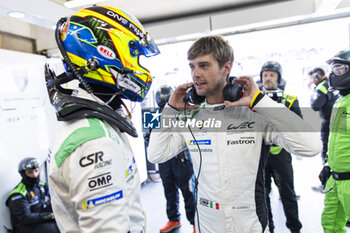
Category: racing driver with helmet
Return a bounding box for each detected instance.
[147,35,321,233]
[321,48,350,233]
[6,157,59,233]
[46,6,159,233]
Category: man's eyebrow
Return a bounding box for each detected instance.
[189,61,210,66]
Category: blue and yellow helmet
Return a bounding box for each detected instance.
[60,6,160,102]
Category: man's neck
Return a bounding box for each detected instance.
[206,95,225,104]
[206,86,225,104]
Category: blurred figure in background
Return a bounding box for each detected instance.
[147,85,196,233]
[260,61,303,233]
[309,67,336,164]
[321,49,350,233]
[309,67,336,192]
[6,157,59,233]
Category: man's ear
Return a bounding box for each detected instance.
[222,61,232,76]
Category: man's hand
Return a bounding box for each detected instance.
[224,76,260,107]
[168,82,200,111]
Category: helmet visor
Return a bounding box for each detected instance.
[130,33,160,58]
[22,159,41,171]
[331,63,350,76]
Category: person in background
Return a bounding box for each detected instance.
[45,6,159,233]
[260,61,303,233]
[6,157,59,233]
[309,67,336,164]
[152,85,195,233]
[321,48,350,233]
[309,67,337,192]
[147,35,321,233]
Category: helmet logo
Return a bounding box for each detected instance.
[97,45,116,60]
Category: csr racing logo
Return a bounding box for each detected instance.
[79,151,112,169]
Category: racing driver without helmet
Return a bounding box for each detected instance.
[46,6,159,233]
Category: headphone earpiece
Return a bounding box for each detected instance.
[183,87,206,105]
[223,76,243,102]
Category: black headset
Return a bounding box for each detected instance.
[184,76,243,105]
[223,76,243,102]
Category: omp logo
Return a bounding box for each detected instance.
[227,122,255,130]
[82,190,123,210]
[227,139,255,145]
[187,140,211,145]
[79,152,104,167]
[97,45,116,59]
[88,172,113,191]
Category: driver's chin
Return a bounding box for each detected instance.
[264,83,274,90]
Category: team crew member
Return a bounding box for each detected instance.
[6,157,59,233]
[321,49,350,233]
[46,6,159,233]
[309,67,336,164]
[260,61,302,233]
[148,35,321,233]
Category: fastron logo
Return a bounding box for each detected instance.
[227,139,255,145]
[227,122,255,130]
[97,45,116,59]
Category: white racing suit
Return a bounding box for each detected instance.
[48,94,145,233]
[148,94,321,233]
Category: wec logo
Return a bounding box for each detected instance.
[227,122,255,130]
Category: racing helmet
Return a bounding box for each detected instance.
[327,48,350,90]
[260,61,282,83]
[59,6,160,102]
[18,157,41,174]
[155,85,173,108]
